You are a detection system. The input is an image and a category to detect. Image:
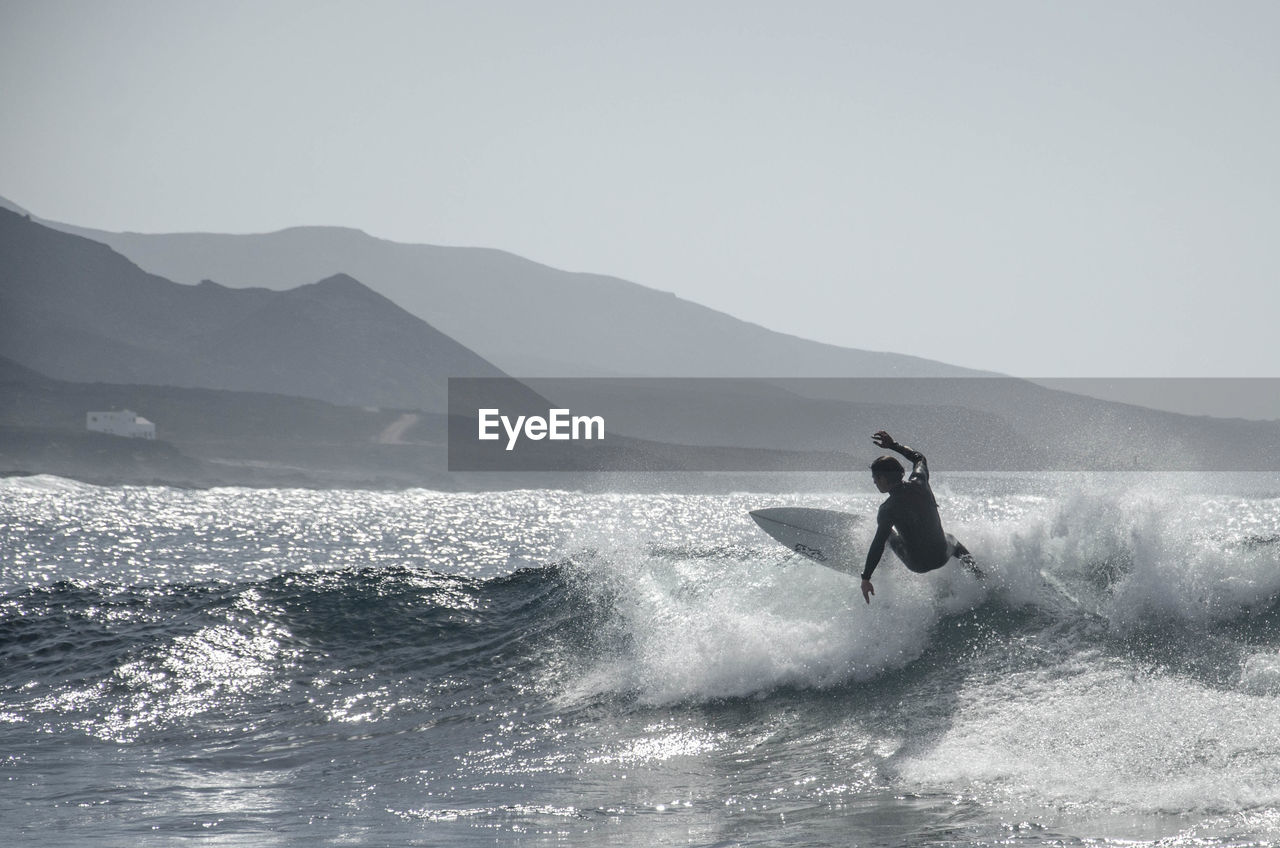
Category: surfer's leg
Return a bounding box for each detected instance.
[892,532,975,576]
[887,531,910,565]
[889,532,934,573]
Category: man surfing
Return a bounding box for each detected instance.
[860,430,979,604]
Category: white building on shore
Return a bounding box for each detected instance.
[86,410,156,439]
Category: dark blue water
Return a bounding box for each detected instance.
[4,475,1280,846]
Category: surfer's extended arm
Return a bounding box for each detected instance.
[860,517,892,603]
[863,523,890,582]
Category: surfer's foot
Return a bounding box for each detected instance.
[961,554,986,579]
[952,542,986,579]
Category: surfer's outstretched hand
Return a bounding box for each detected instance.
[861,578,875,604]
[872,431,896,449]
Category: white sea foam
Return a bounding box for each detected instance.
[559,514,987,705]
[558,482,1280,705]
[946,485,1280,628]
[898,663,1280,824]
[1240,652,1280,695]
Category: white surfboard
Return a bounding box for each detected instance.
[749,507,863,575]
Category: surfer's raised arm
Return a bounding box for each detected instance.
[872,430,926,483]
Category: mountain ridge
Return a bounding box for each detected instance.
[0,209,505,412]
[10,201,990,379]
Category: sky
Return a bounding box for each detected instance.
[2,0,1278,378]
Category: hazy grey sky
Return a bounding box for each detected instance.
[3,1,1278,377]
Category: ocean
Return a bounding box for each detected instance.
[4,473,1280,847]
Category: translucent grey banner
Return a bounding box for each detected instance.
[447,378,1280,472]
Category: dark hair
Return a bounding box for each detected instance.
[869,455,905,477]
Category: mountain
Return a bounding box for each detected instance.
[0,210,504,412]
[5,199,1279,483]
[37,218,988,379]
[0,195,30,217]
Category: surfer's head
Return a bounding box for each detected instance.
[870,455,904,492]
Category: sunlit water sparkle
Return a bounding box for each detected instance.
[3,473,1280,846]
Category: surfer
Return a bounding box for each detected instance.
[860,430,978,604]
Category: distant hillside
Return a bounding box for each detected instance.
[8,198,1277,483]
[0,357,925,489]
[0,195,30,217]
[0,210,504,412]
[42,219,989,379]
[0,355,455,488]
